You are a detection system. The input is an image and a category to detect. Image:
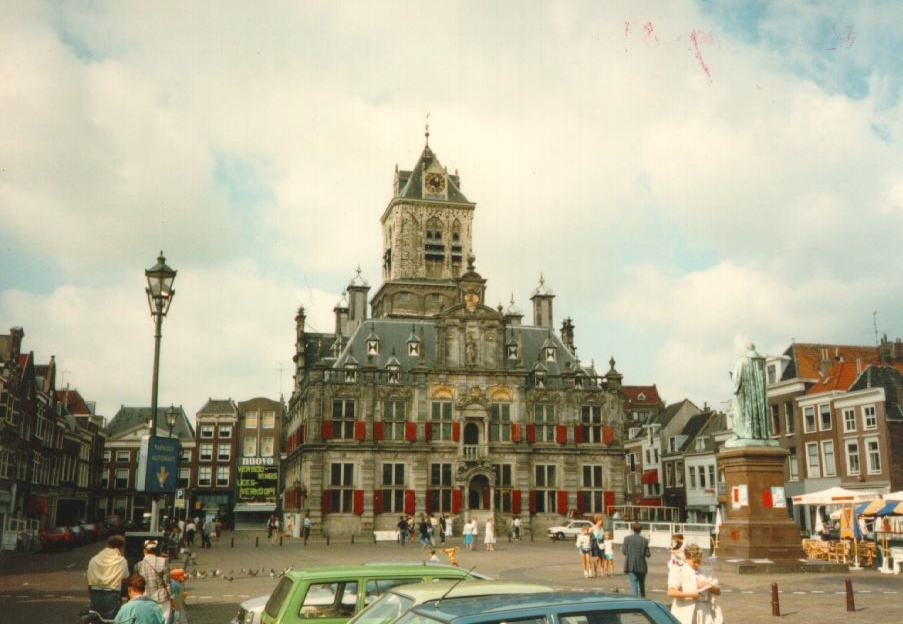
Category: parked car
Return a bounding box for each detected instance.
[546,520,595,541]
[232,594,269,624]
[68,524,88,546]
[102,515,126,535]
[79,522,106,543]
[348,580,553,624]
[259,563,490,624]
[390,591,681,624]
[39,526,76,551]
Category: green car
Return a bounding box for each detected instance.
[260,563,490,624]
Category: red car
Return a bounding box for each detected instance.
[39,525,75,551]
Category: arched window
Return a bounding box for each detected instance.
[425,217,444,263]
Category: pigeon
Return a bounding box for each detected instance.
[223,575,233,582]
[247,568,258,577]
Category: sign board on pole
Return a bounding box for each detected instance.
[136,435,181,493]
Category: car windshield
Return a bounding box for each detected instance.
[264,576,295,619]
[350,592,415,624]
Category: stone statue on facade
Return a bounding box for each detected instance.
[726,342,776,447]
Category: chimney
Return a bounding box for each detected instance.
[560,317,575,353]
[10,327,24,361]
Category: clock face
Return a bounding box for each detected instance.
[425,173,446,194]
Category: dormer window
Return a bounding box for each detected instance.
[345,366,358,383]
[544,346,557,362]
[366,325,380,356]
[535,371,545,388]
[386,352,401,384]
[407,326,422,357]
[507,343,519,360]
[575,374,584,389]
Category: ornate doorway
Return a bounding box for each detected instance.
[468,473,490,511]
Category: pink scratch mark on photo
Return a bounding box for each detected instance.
[690,29,713,83]
[643,21,659,43]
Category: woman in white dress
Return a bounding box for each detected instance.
[666,543,721,624]
[483,517,496,551]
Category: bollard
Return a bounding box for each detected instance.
[351,534,355,544]
[230,537,234,548]
[845,578,855,612]
[326,534,330,546]
[280,535,283,546]
[255,536,259,548]
[530,530,534,542]
[771,582,780,616]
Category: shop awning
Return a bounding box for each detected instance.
[641,469,659,485]
[233,503,276,513]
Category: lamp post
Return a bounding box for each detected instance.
[166,405,179,527]
[146,251,177,533]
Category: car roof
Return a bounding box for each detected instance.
[408,591,669,622]
[383,580,553,602]
[283,563,481,582]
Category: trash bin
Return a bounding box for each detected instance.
[124,531,166,572]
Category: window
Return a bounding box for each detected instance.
[580,465,605,513]
[261,411,275,428]
[490,403,511,442]
[863,405,877,430]
[534,465,557,513]
[114,469,128,489]
[675,461,684,486]
[100,469,109,489]
[699,466,707,488]
[216,466,230,487]
[424,217,445,263]
[789,452,799,481]
[178,467,190,488]
[580,405,602,443]
[199,443,213,461]
[300,582,359,619]
[261,436,275,457]
[329,463,355,512]
[103,450,111,463]
[707,465,715,488]
[219,425,233,438]
[865,437,881,474]
[806,442,820,478]
[627,453,637,473]
[818,404,832,431]
[378,463,405,513]
[770,404,781,435]
[843,408,856,432]
[244,436,257,456]
[430,401,453,441]
[784,401,795,434]
[200,425,215,439]
[181,449,191,463]
[803,406,816,433]
[821,440,836,477]
[689,467,697,489]
[767,363,777,384]
[115,450,130,463]
[665,463,674,488]
[533,404,556,442]
[332,400,356,439]
[217,444,231,462]
[492,464,514,512]
[199,466,212,486]
[429,463,453,513]
[383,401,406,440]
[245,411,258,428]
[845,440,860,476]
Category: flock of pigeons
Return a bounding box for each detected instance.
[181,564,293,582]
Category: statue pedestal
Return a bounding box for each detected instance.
[715,446,805,561]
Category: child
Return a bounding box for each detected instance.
[427,548,440,562]
[603,531,615,577]
[169,568,188,623]
[575,526,593,578]
[442,547,459,566]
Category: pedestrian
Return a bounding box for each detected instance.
[270,516,281,544]
[184,519,196,547]
[265,515,275,540]
[134,539,174,624]
[428,548,440,562]
[590,515,605,577]
[462,518,474,551]
[198,519,211,549]
[484,517,496,551]
[576,525,593,577]
[429,514,439,546]
[622,522,651,597]
[470,516,479,549]
[86,534,129,620]
[214,517,222,541]
[418,515,432,548]
[168,568,188,624]
[302,513,312,546]
[115,573,164,624]
[668,533,686,568]
[667,543,721,624]
[439,514,447,544]
[512,516,521,541]
[603,531,615,577]
[397,516,409,547]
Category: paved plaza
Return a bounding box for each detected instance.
[1,530,901,624]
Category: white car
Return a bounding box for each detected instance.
[232,593,269,624]
[546,520,594,541]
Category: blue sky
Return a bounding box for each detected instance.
[2,1,902,421]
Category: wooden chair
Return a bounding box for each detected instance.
[829,540,851,564]
[857,542,876,567]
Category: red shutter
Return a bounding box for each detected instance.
[602,425,613,445]
[574,425,584,444]
[604,491,615,516]
[353,489,364,515]
[373,421,384,440]
[511,424,520,442]
[404,422,417,441]
[526,424,536,443]
[452,489,462,514]
[373,490,383,515]
[404,489,416,515]
[354,421,366,440]
[512,489,522,514]
[529,490,537,515]
[425,490,433,515]
[555,425,567,444]
[452,422,461,442]
[425,422,433,442]
[557,491,568,515]
[322,490,331,515]
[322,420,333,440]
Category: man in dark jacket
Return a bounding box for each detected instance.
[622,522,651,597]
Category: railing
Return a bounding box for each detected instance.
[461,445,486,460]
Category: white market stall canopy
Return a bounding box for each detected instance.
[791,486,884,506]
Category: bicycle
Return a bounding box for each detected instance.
[78,609,135,624]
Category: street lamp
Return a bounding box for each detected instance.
[146,251,177,533]
[167,405,179,527]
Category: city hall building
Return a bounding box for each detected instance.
[285,134,627,537]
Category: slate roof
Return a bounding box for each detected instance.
[781,343,878,381]
[396,145,470,203]
[678,412,716,452]
[107,406,194,439]
[197,398,238,415]
[849,364,903,421]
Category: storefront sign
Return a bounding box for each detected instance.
[237,464,278,502]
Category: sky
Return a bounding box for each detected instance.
[2,1,902,424]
